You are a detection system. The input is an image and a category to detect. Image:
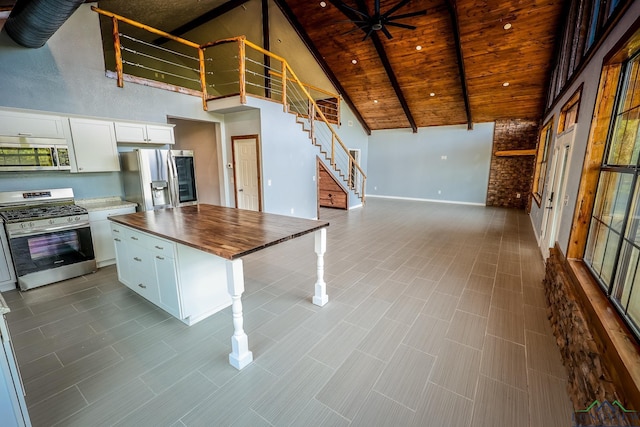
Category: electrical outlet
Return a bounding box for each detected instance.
[290,208,295,215]
[374,186,377,190]
[438,190,441,194]
[267,179,271,186]
[516,193,521,198]
[441,155,447,160]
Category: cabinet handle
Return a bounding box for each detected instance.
[138,284,146,289]
[113,229,120,233]
[17,132,32,136]
[131,236,138,240]
[133,257,142,262]
[155,245,163,250]
[156,255,164,260]
[114,238,121,242]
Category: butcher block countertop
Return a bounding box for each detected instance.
[108,204,330,260]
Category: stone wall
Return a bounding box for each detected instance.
[544,250,634,423]
[486,119,538,209]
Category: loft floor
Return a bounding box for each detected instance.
[3,198,573,426]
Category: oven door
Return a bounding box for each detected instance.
[7,223,96,290]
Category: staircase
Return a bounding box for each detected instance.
[92,7,365,203]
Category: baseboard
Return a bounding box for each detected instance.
[366,194,486,206]
[349,203,363,210]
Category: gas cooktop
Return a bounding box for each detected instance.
[0,204,88,223]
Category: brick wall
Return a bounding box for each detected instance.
[486,119,538,209]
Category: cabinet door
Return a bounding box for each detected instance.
[114,122,147,143]
[68,118,119,172]
[0,110,66,139]
[154,254,182,318]
[112,229,132,286]
[146,124,175,145]
[90,207,136,268]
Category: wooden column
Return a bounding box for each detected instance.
[238,39,247,104]
[226,259,253,369]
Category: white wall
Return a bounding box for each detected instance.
[529,0,640,255]
[367,123,495,205]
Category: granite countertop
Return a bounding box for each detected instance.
[109,204,329,260]
[0,293,10,315]
[76,197,137,212]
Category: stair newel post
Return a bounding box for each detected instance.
[198,47,208,111]
[238,38,246,104]
[282,63,287,113]
[112,17,124,88]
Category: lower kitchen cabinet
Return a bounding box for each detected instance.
[88,206,136,268]
[111,223,230,325]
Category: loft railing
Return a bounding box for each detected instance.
[92,6,365,202]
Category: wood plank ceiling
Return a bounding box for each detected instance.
[278,0,566,131]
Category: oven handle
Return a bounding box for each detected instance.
[7,221,90,238]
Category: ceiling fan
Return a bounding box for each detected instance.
[337,0,427,41]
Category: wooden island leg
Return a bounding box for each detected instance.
[313,228,329,306]
[226,259,253,370]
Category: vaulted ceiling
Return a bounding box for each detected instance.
[1,0,567,132]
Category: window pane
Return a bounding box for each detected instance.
[613,241,638,303]
[601,230,622,285]
[585,218,607,276]
[624,175,640,242]
[591,172,633,232]
[627,281,640,327]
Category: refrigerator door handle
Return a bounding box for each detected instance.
[167,152,180,207]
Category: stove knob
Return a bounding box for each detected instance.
[67,217,73,223]
[49,219,55,225]
[75,216,80,221]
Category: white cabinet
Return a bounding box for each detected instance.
[114,122,175,144]
[0,224,16,292]
[0,309,31,426]
[0,109,66,139]
[68,118,120,172]
[110,223,230,325]
[88,206,136,268]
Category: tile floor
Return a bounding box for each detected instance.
[2,198,574,426]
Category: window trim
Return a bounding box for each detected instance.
[532,118,554,206]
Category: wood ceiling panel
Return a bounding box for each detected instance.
[282,0,564,130]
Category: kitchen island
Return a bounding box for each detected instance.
[108,204,329,369]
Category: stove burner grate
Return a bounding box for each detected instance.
[0,204,88,223]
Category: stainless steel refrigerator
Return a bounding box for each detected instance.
[120,149,198,212]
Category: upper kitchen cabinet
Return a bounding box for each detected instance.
[0,109,66,139]
[114,122,175,145]
[68,118,120,173]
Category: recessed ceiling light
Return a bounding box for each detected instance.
[502,82,510,87]
[320,1,327,7]
[503,23,512,30]
[374,100,378,104]
[416,45,422,51]
[430,92,436,97]
[352,59,358,64]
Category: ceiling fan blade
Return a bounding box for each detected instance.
[338,2,370,19]
[381,26,394,40]
[336,19,369,23]
[387,10,427,20]
[375,0,380,16]
[362,27,374,41]
[382,0,411,19]
[385,22,417,30]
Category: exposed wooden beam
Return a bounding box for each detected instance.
[273,0,371,135]
[262,0,271,99]
[445,0,473,130]
[332,0,417,133]
[153,0,250,44]
[369,32,417,133]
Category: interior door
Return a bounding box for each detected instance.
[232,135,261,211]
[540,126,576,257]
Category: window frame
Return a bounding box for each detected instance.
[532,118,555,206]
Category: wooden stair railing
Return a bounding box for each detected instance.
[92,6,365,203]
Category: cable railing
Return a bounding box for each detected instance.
[92,6,365,202]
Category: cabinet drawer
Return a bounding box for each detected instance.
[146,234,175,257]
[91,206,136,222]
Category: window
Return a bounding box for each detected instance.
[532,119,554,205]
[558,86,582,133]
[584,51,640,337]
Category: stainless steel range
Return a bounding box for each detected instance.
[0,188,96,291]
